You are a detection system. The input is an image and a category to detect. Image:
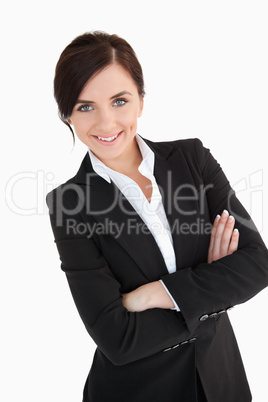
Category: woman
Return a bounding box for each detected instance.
[47,31,268,401]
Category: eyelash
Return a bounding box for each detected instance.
[113,98,128,107]
[78,105,92,112]
[77,98,128,112]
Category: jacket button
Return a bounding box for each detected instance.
[180,340,189,346]
[199,314,209,322]
[189,337,197,343]
[209,312,218,319]
[172,344,180,349]
[163,347,172,352]
[217,310,226,315]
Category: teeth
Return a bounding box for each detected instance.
[98,133,119,142]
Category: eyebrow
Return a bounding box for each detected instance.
[75,91,133,105]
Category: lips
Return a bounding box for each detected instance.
[97,133,119,142]
[93,131,123,145]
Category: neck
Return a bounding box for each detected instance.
[100,137,142,175]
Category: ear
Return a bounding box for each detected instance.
[67,118,72,125]
[138,96,144,117]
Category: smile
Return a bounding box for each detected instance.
[97,133,119,142]
[94,131,123,145]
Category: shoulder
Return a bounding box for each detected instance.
[168,137,206,154]
[144,136,210,168]
[46,152,91,210]
[46,176,79,212]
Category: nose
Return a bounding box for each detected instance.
[94,107,115,134]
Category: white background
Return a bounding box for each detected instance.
[2,1,268,401]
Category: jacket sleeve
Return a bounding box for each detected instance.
[161,138,268,334]
[46,188,197,366]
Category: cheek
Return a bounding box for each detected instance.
[73,117,93,135]
[119,110,139,128]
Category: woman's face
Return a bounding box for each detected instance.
[68,63,144,166]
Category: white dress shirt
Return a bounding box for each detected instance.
[88,134,180,311]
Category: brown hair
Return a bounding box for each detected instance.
[54,30,145,141]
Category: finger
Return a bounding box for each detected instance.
[208,215,220,251]
[213,210,229,259]
[207,214,220,263]
[220,215,236,256]
[228,228,239,255]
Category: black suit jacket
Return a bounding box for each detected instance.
[47,138,268,402]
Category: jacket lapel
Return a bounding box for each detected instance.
[74,138,200,280]
[152,143,200,270]
[75,152,169,281]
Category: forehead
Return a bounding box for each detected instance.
[79,63,138,100]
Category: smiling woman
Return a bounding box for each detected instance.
[47,31,268,402]
[54,31,145,141]
[67,64,144,168]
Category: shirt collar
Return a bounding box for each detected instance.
[88,134,155,183]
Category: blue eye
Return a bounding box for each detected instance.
[78,105,92,112]
[114,99,127,107]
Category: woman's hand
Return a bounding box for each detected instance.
[122,282,175,312]
[122,285,148,313]
[207,210,239,264]
[122,210,240,313]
